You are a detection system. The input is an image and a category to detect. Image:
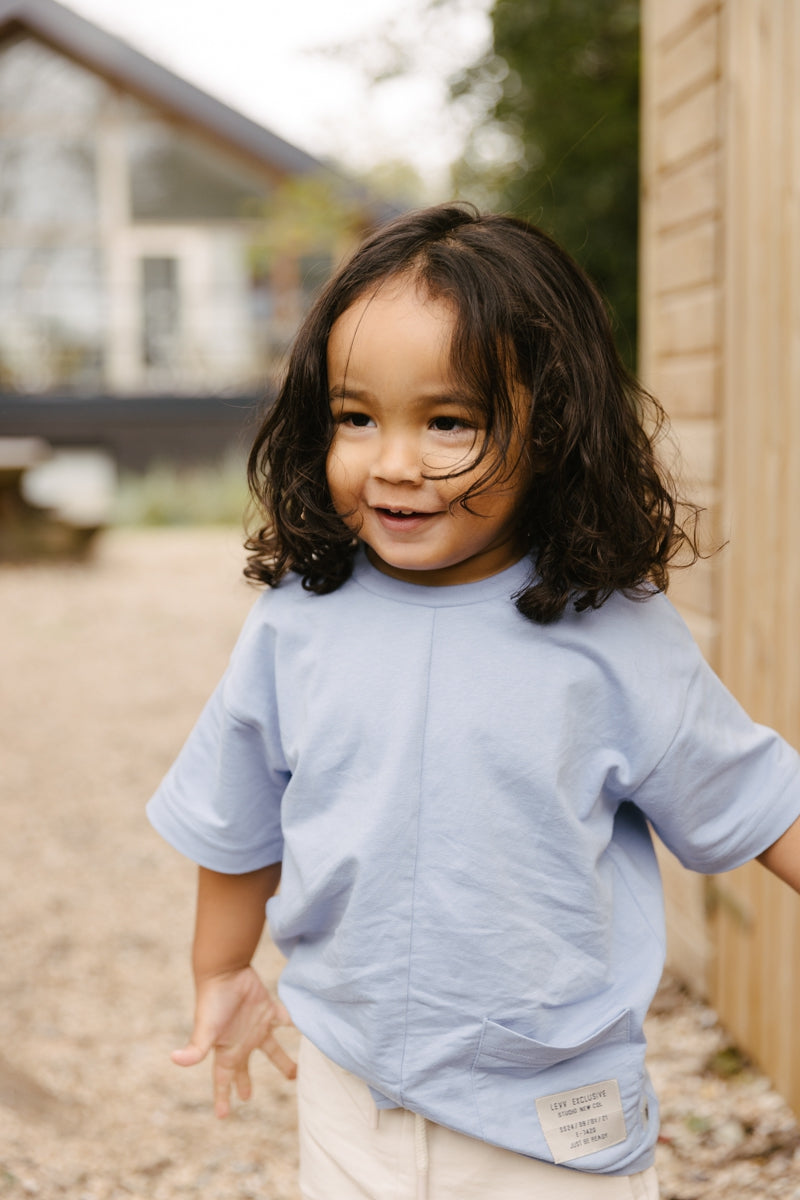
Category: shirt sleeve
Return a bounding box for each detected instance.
[631,653,800,874]
[146,597,289,874]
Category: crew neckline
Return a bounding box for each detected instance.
[351,548,533,607]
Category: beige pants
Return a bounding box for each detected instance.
[297,1038,660,1200]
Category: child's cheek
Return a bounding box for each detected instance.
[326,448,359,524]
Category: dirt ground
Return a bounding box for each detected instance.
[1,527,799,1199]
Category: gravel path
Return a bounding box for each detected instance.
[1,527,798,1199]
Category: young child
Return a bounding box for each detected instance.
[148,204,800,1199]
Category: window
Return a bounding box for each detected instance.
[128,118,267,222]
[0,36,107,390]
[141,257,180,369]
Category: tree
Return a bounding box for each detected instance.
[450,0,640,364]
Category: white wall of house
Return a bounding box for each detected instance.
[0,32,305,396]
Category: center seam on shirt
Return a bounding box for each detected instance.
[397,608,437,1107]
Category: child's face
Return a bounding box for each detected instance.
[326,277,527,586]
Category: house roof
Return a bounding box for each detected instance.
[0,0,335,179]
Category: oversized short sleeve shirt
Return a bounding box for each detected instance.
[148,553,800,1175]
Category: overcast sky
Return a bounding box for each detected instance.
[61,0,493,193]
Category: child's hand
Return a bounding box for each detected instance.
[171,965,296,1118]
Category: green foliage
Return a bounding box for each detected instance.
[705,1045,750,1080]
[684,1112,714,1136]
[359,159,433,208]
[451,0,640,364]
[112,455,251,528]
[244,174,371,278]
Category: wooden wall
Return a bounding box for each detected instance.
[639,0,723,998]
[640,0,800,1110]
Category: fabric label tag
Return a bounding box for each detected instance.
[535,1078,627,1164]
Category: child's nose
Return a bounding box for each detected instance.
[371,434,422,484]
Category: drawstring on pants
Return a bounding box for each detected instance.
[414,1111,429,1200]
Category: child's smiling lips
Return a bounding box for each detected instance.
[380,506,428,516]
[371,504,438,529]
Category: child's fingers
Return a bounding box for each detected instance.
[171,1037,212,1068]
[212,1057,255,1117]
[260,1028,297,1080]
[235,1063,253,1102]
[170,1006,224,1066]
[213,1060,235,1119]
[273,1000,294,1027]
[259,1001,297,1078]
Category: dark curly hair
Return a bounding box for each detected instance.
[245,203,700,623]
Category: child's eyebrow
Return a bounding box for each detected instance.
[328,384,371,402]
[328,385,482,410]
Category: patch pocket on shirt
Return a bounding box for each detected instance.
[475,1009,630,1070]
[471,1009,643,1164]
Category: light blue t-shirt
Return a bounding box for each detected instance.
[147,553,800,1175]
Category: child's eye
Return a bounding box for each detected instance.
[339,412,375,428]
[430,415,471,433]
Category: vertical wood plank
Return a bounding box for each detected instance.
[639,0,724,998]
[712,0,800,1112]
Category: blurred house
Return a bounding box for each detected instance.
[0,0,394,468]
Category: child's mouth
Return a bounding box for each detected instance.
[374,507,434,529]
